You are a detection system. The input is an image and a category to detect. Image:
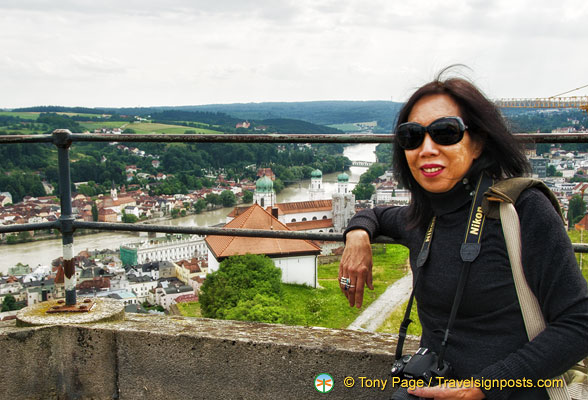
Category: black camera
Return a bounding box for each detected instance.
[390,347,454,400]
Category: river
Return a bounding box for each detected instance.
[0,143,378,274]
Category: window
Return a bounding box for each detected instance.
[302,218,307,222]
[312,217,317,220]
[291,218,296,222]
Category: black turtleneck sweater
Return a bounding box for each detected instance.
[344,180,588,400]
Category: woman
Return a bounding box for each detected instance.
[339,74,588,400]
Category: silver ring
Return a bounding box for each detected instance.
[340,277,355,290]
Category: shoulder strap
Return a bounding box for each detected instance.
[499,201,571,400]
[482,177,563,221]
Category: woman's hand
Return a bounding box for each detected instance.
[339,229,374,308]
[408,385,485,399]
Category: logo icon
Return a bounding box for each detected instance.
[314,373,334,393]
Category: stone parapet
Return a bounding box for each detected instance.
[0,314,420,399]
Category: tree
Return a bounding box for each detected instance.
[224,293,293,324]
[122,212,138,223]
[205,193,221,207]
[568,195,586,228]
[352,182,375,200]
[91,202,99,222]
[220,190,236,207]
[242,190,253,203]
[199,254,284,321]
[1,294,17,312]
[194,199,207,213]
[17,231,31,242]
[6,235,18,244]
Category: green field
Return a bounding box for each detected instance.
[327,123,362,132]
[176,301,201,317]
[78,121,128,131]
[126,122,219,135]
[0,111,41,120]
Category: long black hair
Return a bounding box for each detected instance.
[393,71,531,229]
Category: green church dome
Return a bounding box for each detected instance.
[337,172,349,182]
[311,169,323,178]
[256,175,274,192]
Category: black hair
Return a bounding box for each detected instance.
[393,69,531,229]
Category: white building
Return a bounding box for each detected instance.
[253,175,276,208]
[121,235,207,264]
[206,204,321,287]
[155,284,195,310]
[127,274,158,303]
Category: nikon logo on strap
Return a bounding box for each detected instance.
[469,206,484,236]
[424,218,435,243]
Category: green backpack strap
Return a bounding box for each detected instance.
[482,177,564,222]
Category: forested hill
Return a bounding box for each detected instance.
[179,101,404,131]
[258,119,341,134]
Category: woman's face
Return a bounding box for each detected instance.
[404,94,482,193]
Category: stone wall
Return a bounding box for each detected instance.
[0,314,420,399]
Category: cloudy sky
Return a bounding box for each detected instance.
[1,0,587,108]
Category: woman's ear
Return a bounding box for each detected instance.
[471,138,483,160]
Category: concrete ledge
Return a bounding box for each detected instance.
[0,314,420,399]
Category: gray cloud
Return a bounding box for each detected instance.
[1,0,587,107]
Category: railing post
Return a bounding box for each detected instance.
[53,129,77,306]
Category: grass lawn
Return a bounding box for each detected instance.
[78,121,127,131]
[176,301,201,317]
[377,299,422,336]
[281,244,409,329]
[0,111,41,120]
[567,230,588,281]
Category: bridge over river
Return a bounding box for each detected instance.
[351,160,374,167]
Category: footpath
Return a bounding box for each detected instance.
[347,271,413,332]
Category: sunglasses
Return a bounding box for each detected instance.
[395,116,468,150]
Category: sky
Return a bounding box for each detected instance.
[1,0,587,108]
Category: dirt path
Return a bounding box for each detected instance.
[347,270,413,332]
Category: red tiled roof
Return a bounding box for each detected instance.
[270,200,332,215]
[175,294,199,303]
[205,204,320,259]
[227,206,251,218]
[286,218,333,231]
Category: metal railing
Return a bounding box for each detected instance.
[2,129,588,305]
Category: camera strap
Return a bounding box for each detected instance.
[394,173,493,364]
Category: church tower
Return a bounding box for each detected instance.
[332,172,355,233]
[254,175,275,209]
[110,181,118,201]
[309,169,325,201]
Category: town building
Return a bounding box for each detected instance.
[253,175,276,208]
[205,204,321,287]
[309,169,326,201]
[120,235,207,265]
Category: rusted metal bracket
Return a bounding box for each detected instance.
[46,298,95,314]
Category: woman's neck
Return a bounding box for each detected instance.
[424,177,475,216]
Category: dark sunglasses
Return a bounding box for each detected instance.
[395,116,468,150]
